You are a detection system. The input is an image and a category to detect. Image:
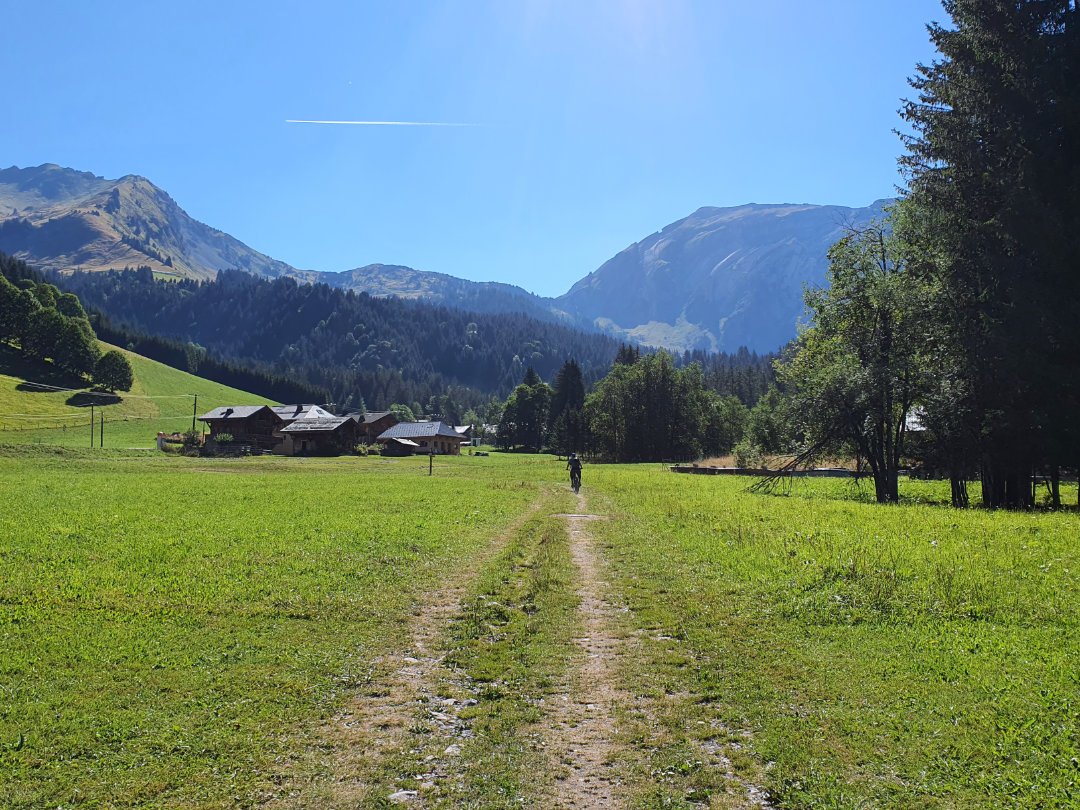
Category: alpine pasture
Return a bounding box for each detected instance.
[2,441,1077,808]
[0,342,271,449]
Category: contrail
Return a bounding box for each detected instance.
[286,119,476,127]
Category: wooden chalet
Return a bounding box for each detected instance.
[199,403,357,455]
[199,405,280,451]
[271,404,336,422]
[380,437,422,457]
[277,416,359,456]
[353,410,399,443]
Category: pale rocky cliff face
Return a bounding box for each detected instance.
[557,200,892,352]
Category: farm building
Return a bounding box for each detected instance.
[380,437,422,457]
[198,406,466,457]
[277,416,359,456]
[376,421,468,455]
[200,405,280,451]
[355,410,399,443]
[199,404,355,455]
[271,404,335,422]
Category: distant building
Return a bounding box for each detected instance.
[376,421,468,455]
[200,405,280,451]
[198,405,468,457]
[354,410,399,444]
[277,416,359,456]
[200,404,356,456]
[380,437,422,457]
[270,404,336,422]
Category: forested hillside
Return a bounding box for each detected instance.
[58,267,622,414]
[58,266,776,418]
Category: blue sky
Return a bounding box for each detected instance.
[2,1,943,297]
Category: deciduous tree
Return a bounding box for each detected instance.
[94,350,134,392]
[778,218,932,503]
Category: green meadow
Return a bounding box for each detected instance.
[1,446,1077,808]
[0,449,555,808]
[0,343,271,449]
[587,468,1080,808]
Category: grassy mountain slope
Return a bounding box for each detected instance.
[0,342,272,448]
[0,164,304,281]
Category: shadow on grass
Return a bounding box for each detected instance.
[65,391,122,407]
[2,346,88,392]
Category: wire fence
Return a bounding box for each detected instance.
[0,415,197,433]
[0,373,202,445]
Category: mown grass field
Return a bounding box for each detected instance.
[2,445,1077,808]
[0,343,271,449]
[0,448,555,808]
[586,468,1080,808]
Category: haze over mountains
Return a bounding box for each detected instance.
[0,164,889,353]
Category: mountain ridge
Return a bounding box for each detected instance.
[555,198,891,351]
[0,163,892,353]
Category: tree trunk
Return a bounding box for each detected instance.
[871,463,900,504]
[950,475,969,508]
[983,458,1035,509]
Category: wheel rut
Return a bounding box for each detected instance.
[264,497,547,808]
[546,493,627,809]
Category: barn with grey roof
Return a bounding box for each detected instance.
[377,421,467,455]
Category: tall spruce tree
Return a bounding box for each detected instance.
[900,1,1080,508]
[548,359,587,455]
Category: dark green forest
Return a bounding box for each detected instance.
[0,253,107,386]
[53,265,776,418]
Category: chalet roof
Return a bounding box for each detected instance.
[271,404,335,422]
[280,417,353,434]
[377,421,464,441]
[362,410,395,424]
[454,425,472,435]
[200,405,271,421]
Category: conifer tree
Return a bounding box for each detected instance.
[900,0,1080,508]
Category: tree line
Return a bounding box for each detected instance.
[496,349,753,462]
[0,253,132,391]
[54,266,625,416]
[739,1,1080,509]
[54,265,775,422]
